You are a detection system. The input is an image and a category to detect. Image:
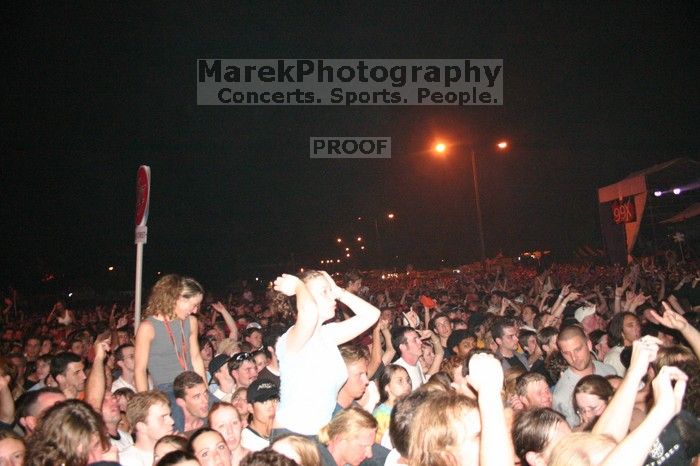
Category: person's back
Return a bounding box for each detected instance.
[275,325,347,435]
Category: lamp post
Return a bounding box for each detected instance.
[434,140,508,263]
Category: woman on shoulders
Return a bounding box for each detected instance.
[134,274,206,392]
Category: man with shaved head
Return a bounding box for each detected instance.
[552,325,615,426]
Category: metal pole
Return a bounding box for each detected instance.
[471,147,486,263]
[134,241,144,332]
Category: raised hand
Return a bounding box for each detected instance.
[403,310,420,328]
[649,303,688,332]
[210,302,228,314]
[274,274,302,296]
[319,271,343,299]
[628,335,661,378]
[651,366,687,419]
[466,352,504,395]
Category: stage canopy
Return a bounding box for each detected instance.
[598,158,700,263]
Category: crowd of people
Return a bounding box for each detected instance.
[0,258,699,466]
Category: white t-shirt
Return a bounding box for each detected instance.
[110,430,134,453]
[394,357,425,391]
[603,345,626,377]
[275,324,348,435]
[241,427,270,452]
[111,375,154,393]
[119,445,153,466]
[211,387,233,403]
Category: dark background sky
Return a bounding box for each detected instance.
[2,3,698,293]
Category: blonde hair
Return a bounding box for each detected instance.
[272,435,321,466]
[408,392,478,466]
[318,407,377,445]
[548,432,616,466]
[144,274,203,320]
[127,390,170,432]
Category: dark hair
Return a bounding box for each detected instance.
[156,450,197,466]
[227,352,255,372]
[376,364,410,404]
[240,448,298,466]
[50,351,82,378]
[588,329,607,347]
[115,343,134,362]
[15,387,64,421]
[491,317,517,340]
[428,312,450,332]
[173,371,205,399]
[512,408,567,464]
[518,330,537,351]
[263,324,287,351]
[243,327,263,339]
[344,270,362,283]
[389,390,430,456]
[391,326,416,353]
[607,312,637,347]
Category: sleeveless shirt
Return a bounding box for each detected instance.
[146,316,192,386]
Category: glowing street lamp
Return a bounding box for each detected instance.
[431,138,510,262]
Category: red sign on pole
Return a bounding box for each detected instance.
[135,166,151,227]
[612,197,636,224]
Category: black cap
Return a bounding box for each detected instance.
[247,379,279,404]
[208,354,230,376]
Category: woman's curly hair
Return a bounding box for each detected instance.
[144,274,203,320]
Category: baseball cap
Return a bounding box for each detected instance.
[208,354,231,376]
[574,305,596,323]
[247,379,279,404]
[246,322,262,330]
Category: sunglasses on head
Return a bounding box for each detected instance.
[231,352,253,362]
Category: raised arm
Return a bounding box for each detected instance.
[188,316,206,382]
[326,284,381,346]
[593,336,659,441]
[380,319,396,365]
[422,330,444,377]
[133,319,154,392]
[211,302,239,342]
[601,366,687,466]
[470,353,515,466]
[651,303,700,360]
[85,337,110,412]
[0,374,14,424]
[367,322,384,379]
[274,273,320,354]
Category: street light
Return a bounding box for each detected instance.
[432,140,509,263]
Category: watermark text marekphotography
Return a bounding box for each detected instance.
[310,137,391,159]
[197,59,502,106]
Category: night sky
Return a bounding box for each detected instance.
[2,3,698,292]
